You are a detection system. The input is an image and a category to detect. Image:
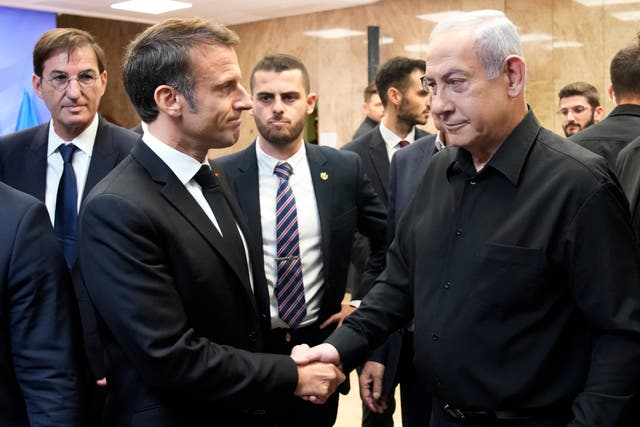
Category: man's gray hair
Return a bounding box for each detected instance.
[430,10,523,79]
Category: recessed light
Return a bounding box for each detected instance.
[303,28,365,39]
[111,0,192,15]
[610,10,640,20]
[416,11,464,23]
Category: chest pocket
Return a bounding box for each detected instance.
[471,243,547,311]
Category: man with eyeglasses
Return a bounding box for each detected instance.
[0,27,139,426]
[557,81,604,137]
[569,41,640,170]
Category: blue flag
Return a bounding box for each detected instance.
[15,88,39,131]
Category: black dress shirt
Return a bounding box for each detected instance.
[327,111,640,425]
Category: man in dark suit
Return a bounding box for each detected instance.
[352,82,384,139]
[569,35,640,170]
[76,19,344,427]
[295,10,640,427]
[342,56,431,427]
[0,27,138,425]
[218,54,387,427]
[362,122,448,427]
[0,182,82,427]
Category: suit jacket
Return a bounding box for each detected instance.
[569,103,640,171]
[371,134,440,413]
[77,141,297,427]
[0,182,81,427]
[342,126,429,297]
[217,141,387,319]
[0,115,139,380]
[352,117,378,139]
[616,135,640,240]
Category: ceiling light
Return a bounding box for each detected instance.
[303,28,365,39]
[111,0,192,15]
[553,41,584,48]
[404,43,429,54]
[416,11,464,23]
[574,0,640,6]
[610,10,640,20]
[519,32,552,43]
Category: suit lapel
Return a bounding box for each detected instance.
[131,142,254,300]
[306,143,332,274]
[369,131,390,201]
[83,117,119,202]
[27,125,49,202]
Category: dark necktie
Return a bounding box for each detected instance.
[398,140,410,148]
[273,162,307,328]
[54,143,78,266]
[193,166,248,278]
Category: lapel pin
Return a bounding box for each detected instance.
[214,171,220,177]
[320,172,328,181]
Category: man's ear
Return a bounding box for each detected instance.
[503,55,526,98]
[32,74,44,99]
[387,87,402,109]
[154,85,182,117]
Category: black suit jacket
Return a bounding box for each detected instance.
[77,141,297,426]
[569,104,640,171]
[342,126,429,297]
[0,115,139,380]
[217,141,387,317]
[0,183,81,427]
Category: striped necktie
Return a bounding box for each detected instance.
[273,162,306,328]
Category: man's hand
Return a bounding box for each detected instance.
[295,362,346,404]
[319,304,357,329]
[96,377,107,387]
[291,343,341,366]
[359,361,388,413]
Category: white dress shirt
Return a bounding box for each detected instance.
[45,114,99,225]
[378,119,418,161]
[256,139,324,329]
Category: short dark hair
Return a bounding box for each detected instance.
[33,28,107,77]
[123,18,239,123]
[250,54,310,94]
[558,81,601,109]
[375,57,426,107]
[610,32,640,98]
[363,82,378,102]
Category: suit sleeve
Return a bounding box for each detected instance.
[353,156,388,300]
[78,193,298,403]
[9,202,82,427]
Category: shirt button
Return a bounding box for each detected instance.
[432,334,439,341]
[443,281,451,289]
[455,228,463,236]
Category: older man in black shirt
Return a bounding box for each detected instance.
[293,9,640,427]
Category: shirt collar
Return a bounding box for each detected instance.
[379,120,416,150]
[142,129,206,185]
[256,137,307,175]
[47,114,99,157]
[435,132,446,151]
[446,109,540,186]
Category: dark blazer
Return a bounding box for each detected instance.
[569,104,640,171]
[371,134,441,425]
[0,182,81,427]
[77,141,298,427]
[0,115,139,380]
[616,135,640,240]
[342,125,430,298]
[352,117,378,139]
[217,141,387,314]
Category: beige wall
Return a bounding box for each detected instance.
[210,0,639,157]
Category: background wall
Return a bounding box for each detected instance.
[3,1,637,152]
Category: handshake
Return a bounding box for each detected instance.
[290,343,345,404]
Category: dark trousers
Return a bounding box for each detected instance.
[268,323,341,427]
[362,330,430,427]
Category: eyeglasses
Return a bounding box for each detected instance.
[558,105,592,117]
[47,72,99,91]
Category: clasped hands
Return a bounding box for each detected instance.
[291,343,344,404]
